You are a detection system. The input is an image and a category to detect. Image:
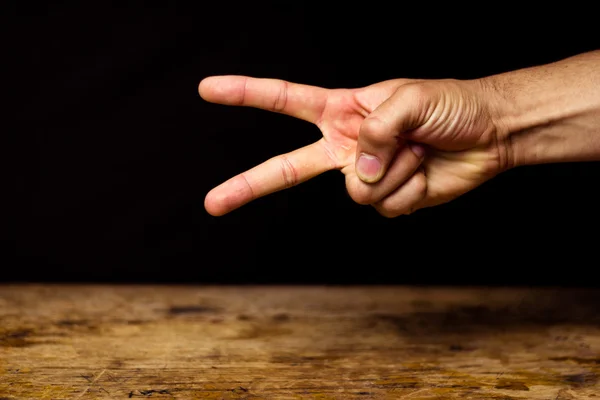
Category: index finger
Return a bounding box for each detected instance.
[199,76,328,123]
[204,139,337,216]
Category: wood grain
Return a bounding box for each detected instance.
[1,284,600,399]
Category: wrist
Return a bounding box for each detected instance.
[480,51,600,168]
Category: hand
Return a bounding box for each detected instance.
[199,76,511,217]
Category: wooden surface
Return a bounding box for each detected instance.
[1,285,600,399]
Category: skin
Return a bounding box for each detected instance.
[199,50,600,218]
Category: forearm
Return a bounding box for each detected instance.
[484,50,600,167]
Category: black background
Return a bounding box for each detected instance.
[8,4,600,285]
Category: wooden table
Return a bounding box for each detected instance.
[1,285,599,399]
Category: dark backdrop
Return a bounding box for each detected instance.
[8,3,600,285]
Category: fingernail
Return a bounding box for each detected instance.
[409,143,425,158]
[356,153,382,182]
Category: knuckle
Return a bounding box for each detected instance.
[359,116,392,145]
[397,83,434,121]
[379,198,405,217]
[346,177,383,205]
[376,173,427,217]
[272,80,289,112]
[381,210,399,219]
[375,204,400,219]
[414,172,428,200]
[278,155,298,188]
[347,183,374,206]
[400,81,430,101]
[404,206,417,216]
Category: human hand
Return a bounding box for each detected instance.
[199,76,511,217]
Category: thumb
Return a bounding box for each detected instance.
[355,83,432,183]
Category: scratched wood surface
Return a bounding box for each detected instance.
[1,285,600,399]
